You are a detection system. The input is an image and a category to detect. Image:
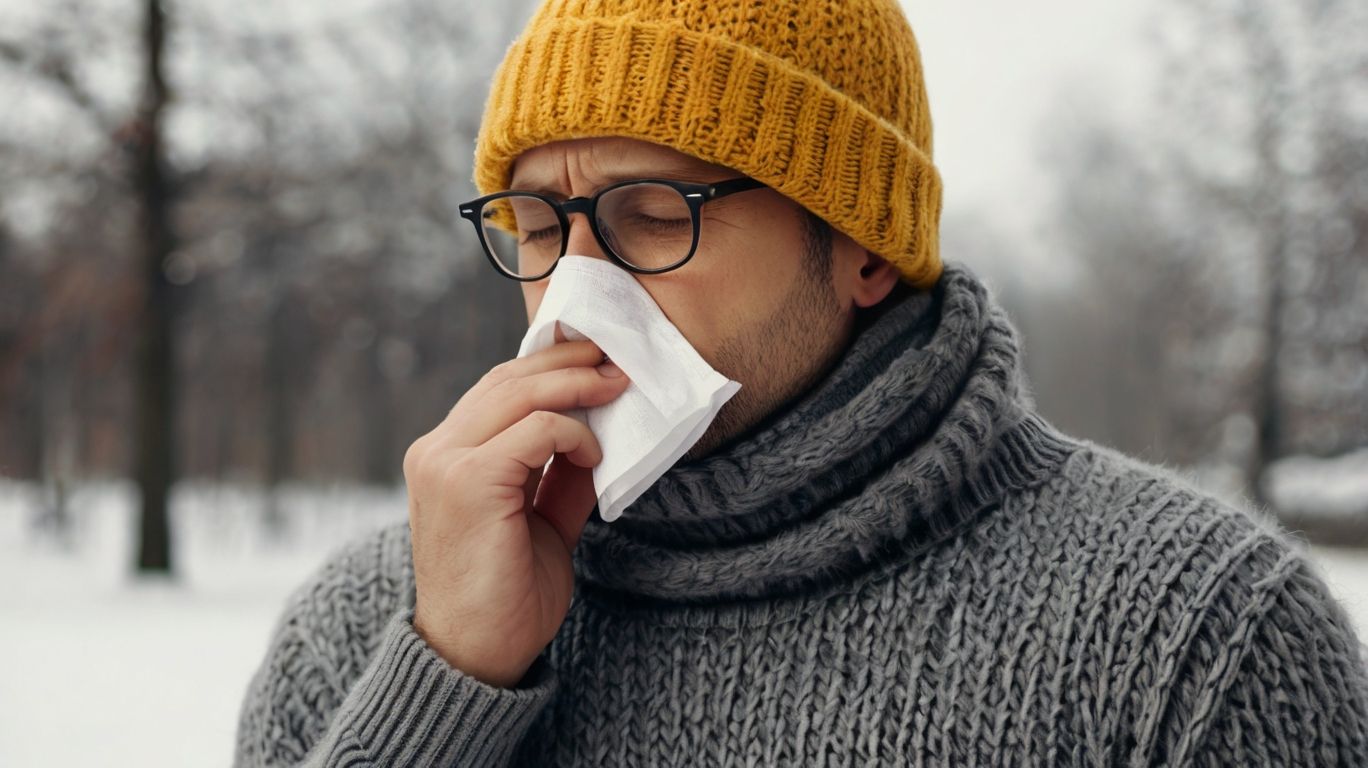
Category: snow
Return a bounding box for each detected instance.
[2,477,1367,767]
[0,478,406,768]
[1268,448,1368,519]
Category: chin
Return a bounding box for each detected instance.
[679,435,714,465]
[680,415,733,465]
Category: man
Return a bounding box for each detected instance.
[235,0,1368,765]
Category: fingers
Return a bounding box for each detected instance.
[452,359,628,448]
[457,339,609,410]
[533,452,599,552]
[521,461,545,524]
[477,409,604,491]
[441,339,615,432]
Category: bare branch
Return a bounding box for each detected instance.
[0,36,113,131]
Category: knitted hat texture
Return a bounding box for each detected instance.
[473,0,944,289]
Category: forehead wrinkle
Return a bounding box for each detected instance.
[511,141,733,195]
[515,164,725,195]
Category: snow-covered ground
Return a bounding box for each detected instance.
[0,479,406,768]
[2,477,1367,767]
[1268,447,1368,520]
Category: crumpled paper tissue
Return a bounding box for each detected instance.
[516,255,741,522]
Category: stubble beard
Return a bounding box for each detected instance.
[678,213,848,464]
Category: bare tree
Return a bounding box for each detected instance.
[0,0,544,556]
[131,0,176,574]
[1153,0,1368,505]
[1037,0,1367,521]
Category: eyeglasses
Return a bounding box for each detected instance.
[458,177,768,281]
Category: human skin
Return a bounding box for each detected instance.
[510,136,902,461]
[404,135,900,688]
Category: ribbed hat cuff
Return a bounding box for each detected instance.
[473,16,944,290]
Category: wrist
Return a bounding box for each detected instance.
[412,615,528,689]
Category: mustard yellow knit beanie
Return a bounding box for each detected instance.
[472,0,944,290]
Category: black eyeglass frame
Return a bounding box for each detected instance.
[457,177,768,282]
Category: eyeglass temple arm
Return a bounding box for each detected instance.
[707,177,768,200]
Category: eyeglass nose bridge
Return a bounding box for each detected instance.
[558,196,596,218]
[553,195,623,264]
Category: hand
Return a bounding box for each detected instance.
[402,333,629,688]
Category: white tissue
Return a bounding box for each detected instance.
[515,255,741,522]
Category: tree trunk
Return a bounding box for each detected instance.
[134,0,175,575]
[263,293,295,535]
[1236,4,1290,514]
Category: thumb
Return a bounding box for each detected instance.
[531,452,598,552]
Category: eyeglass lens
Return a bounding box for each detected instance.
[479,182,696,278]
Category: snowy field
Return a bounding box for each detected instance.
[0,479,407,768]
[2,477,1367,768]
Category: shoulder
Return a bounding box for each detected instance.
[272,520,410,635]
[235,519,414,765]
[1045,434,1305,576]
[1040,438,1368,763]
[1047,435,1338,631]
[272,519,415,655]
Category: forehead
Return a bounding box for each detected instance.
[509,137,735,191]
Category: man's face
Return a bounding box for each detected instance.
[509,136,898,462]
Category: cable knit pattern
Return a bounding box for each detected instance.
[235,261,1368,766]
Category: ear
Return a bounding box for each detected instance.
[840,238,901,309]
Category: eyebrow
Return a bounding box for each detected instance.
[509,165,726,196]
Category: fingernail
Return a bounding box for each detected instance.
[597,360,624,378]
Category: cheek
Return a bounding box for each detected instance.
[724,213,808,295]
[698,218,802,302]
[660,220,801,359]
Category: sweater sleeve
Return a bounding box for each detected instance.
[1175,541,1368,767]
[233,526,558,767]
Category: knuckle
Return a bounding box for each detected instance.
[487,374,527,409]
[557,366,591,396]
[529,409,561,431]
[482,359,518,387]
[402,437,427,481]
[445,397,464,420]
[438,451,477,492]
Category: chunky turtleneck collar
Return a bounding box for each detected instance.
[572,261,1081,605]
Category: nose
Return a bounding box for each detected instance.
[564,211,612,263]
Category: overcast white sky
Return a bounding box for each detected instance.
[902,1,1155,237]
[0,0,1158,264]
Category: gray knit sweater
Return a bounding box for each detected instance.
[235,261,1368,766]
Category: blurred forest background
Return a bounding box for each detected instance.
[0,0,1365,562]
[1,0,1365,763]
